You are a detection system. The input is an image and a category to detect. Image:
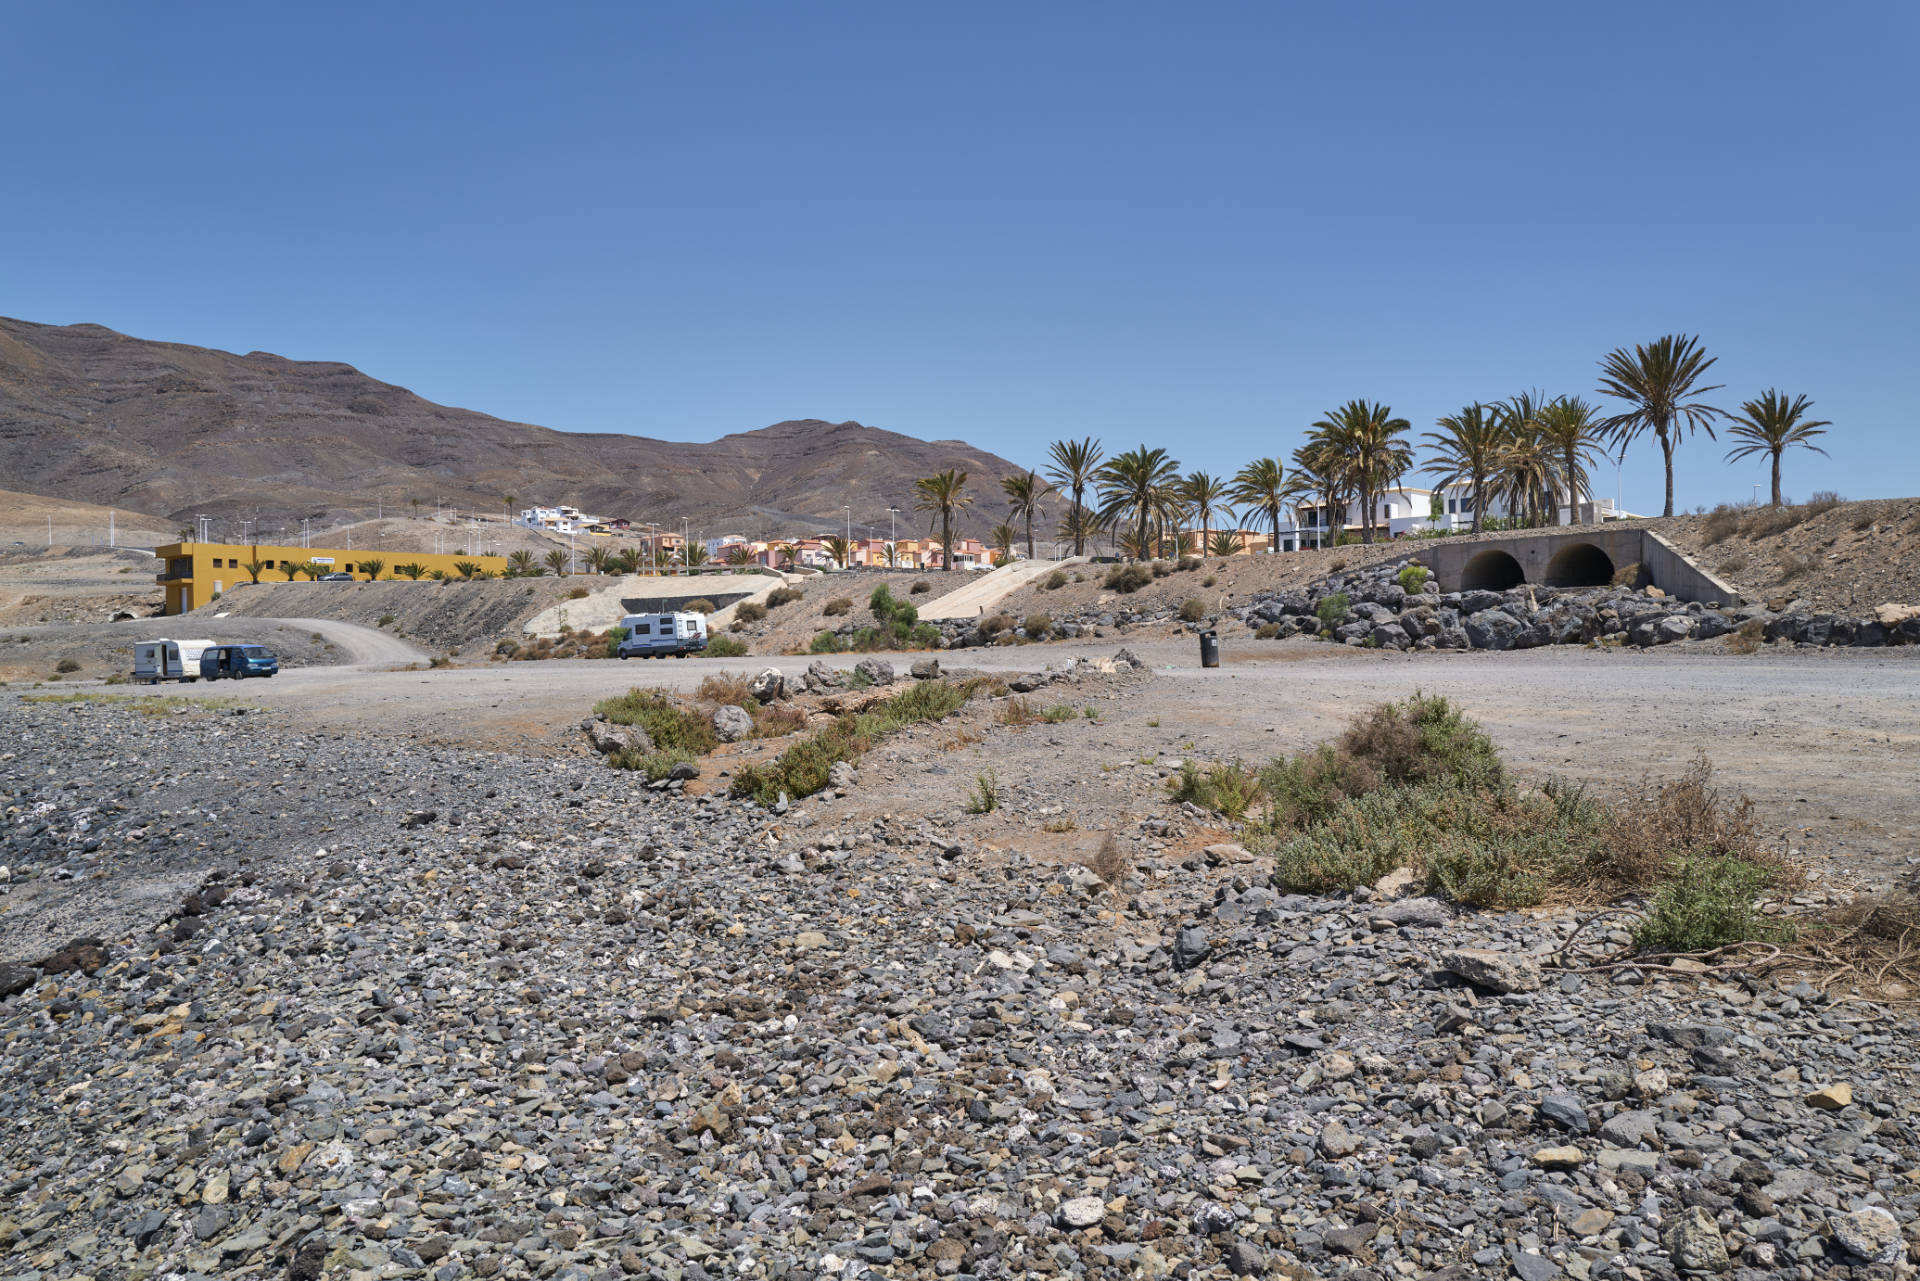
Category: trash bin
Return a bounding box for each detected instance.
[1198,629,1220,668]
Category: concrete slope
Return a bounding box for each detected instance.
[284,618,429,667]
[917,557,1085,621]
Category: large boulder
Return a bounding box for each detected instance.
[1370,623,1410,651]
[583,718,652,756]
[711,704,755,743]
[804,659,844,693]
[910,657,942,680]
[854,657,895,686]
[1459,590,1506,615]
[749,667,788,701]
[1463,609,1522,650]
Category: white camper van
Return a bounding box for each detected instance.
[615,612,709,659]
[133,638,217,684]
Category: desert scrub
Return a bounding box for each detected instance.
[1315,593,1350,632]
[1396,564,1429,593]
[1169,759,1264,821]
[1103,564,1152,593]
[964,769,999,813]
[808,631,844,654]
[1255,622,1281,640]
[1045,569,1067,590]
[1023,614,1051,638]
[1177,598,1207,623]
[909,579,931,594]
[594,689,720,755]
[1255,692,1502,829]
[735,601,768,623]
[823,597,853,617]
[766,587,804,607]
[609,746,699,782]
[707,635,749,657]
[730,680,974,807]
[1040,704,1077,723]
[1727,618,1766,654]
[54,658,81,674]
[1633,856,1795,953]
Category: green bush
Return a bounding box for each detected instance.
[1045,570,1068,590]
[1315,593,1350,631]
[593,689,719,755]
[707,635,749,657]
[605,625,629,658]
[965,768,999,813]
[1104,564,1152,593]
[1178,598,1206,623]
[809,630,844,654]
[1169,759,1264,821]
[610,746,698,781]
[1397,564,1430,594]
[1633,856,1795,953]
[731,680,974,807]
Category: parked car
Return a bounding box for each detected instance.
[133,638,216,683]
[199,644,279,680]
[318,572,355,581]
[616,612,709,658]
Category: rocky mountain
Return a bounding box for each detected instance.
[0,317,1030,537]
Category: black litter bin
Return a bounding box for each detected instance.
[1198,629,1220,668]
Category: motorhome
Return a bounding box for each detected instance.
[133,638,216,683]
[615,612,709,658]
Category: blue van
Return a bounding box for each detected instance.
[199,644,280,680]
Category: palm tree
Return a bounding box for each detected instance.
[883,541,899,568]
[1209,529,1242,557]
[1230,458,1287,554]
[1596,333,1725,518]
[682,541,709,569]
[989,522,1017,565]
[1423,403,1505,534]
[1724,390,1831,507]
[1001,470,1053,562]
[358,557,385,581]
[1095,446,1180,562]
[823,536,852,569]
[583,545,613,575]
[1045,437,1104,557]
[1181,471,1232,551]
[453,560,481,579]
[410,498,421,520]
[242,559,266,583]
[914,469,974,571]
[177,526,196,543]
[394,562,426,580]
[1311,400,1412,544]
[290,561,320,581]
[508,549,538,576]
[1494,391,1552,527]
[504,494,516,523]
[1056,504,1101,559]
[1288,442,1345,548]
[542,548,568,577]
[777,545,797,571]
[724,544,752,566]
[1536,396,1606,523]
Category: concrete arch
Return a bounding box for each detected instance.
[1461,549,1525,591]
[1544,541,1615,588]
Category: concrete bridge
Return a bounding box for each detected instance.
[1417,527,1743,605]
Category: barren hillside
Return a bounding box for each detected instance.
[1650,497,1920,614]
[0,316,1029,536]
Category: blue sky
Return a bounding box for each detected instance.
[4,2,1913,513]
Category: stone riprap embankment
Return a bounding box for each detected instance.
[2,694,1917,1278]
[934,558,1920,652]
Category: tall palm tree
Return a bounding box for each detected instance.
[1289,441,1345,548]
[1596,333,1725,518]
[504,494,516,523]
[410,498,421,520]
[1230,458,1288,554]
[1493,391,1552,527]
[1045,438,1104,557]
[989,522,1017,565]
[823,536,851,568]
[1001,470,1053,562]
[1422,403,1503,534]
[1536,396,1606,523]
[543,548,568,577]
[584,545,614,575]
[1181,471,1232,551]
[724,544,752,566]
[682,541,709,569]
[914,469,974,571]
[1056,504,1100,558]
[1311,400,1412,544]
[1095,446,1180,562]
[1724,390,1831,507]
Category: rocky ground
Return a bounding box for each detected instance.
[4,667,1920,1280]
[195,580,589,659]
[0,620,344,684]
[1655,499,1920,618]
[0,547,164,628]
[718,572,973,658]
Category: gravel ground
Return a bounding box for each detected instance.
[0,618,347,684]
[3,683,1919,1280]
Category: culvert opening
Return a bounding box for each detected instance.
[1544,541,1615,588]
[1461,549,1525,591]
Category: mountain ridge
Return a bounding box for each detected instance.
[0,316,1030,539]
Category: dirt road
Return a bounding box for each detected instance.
[286,616,429,666]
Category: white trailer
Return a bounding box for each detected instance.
[133,638,216,684]
[615,612,709,658]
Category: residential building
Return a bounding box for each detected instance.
[152,541,508,615]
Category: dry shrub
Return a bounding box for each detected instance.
[1727,618,1766,655]
[1803,490,1844,518]
[998,696,1038,726]
[1023,613,1052,637]
[1089,831,1132,892]
[1611,562,1651,589]
[1811,895,1920,995]
[1851,511,1876,532]
[1255,622,1281,639]
[766,587,804,607]
[735,601,768,623]
[1777,552,1815,582]
[1701,505,1744,546]
[1103,564,1152,593]
[1177,598,1207,623]
[909,580,931,595]
[981,613,1015,636]
[1743,506,1802,539]
[696,672,755,706]
[1716,553,1749,577]
[750,702,808,738]
[1581,755,1797,899]
[824,597,853,616]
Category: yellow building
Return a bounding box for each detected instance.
[154,541,510,614]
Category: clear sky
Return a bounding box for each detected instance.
[4,2,1913,514]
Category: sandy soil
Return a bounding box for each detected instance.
[1650,497,1920,614]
